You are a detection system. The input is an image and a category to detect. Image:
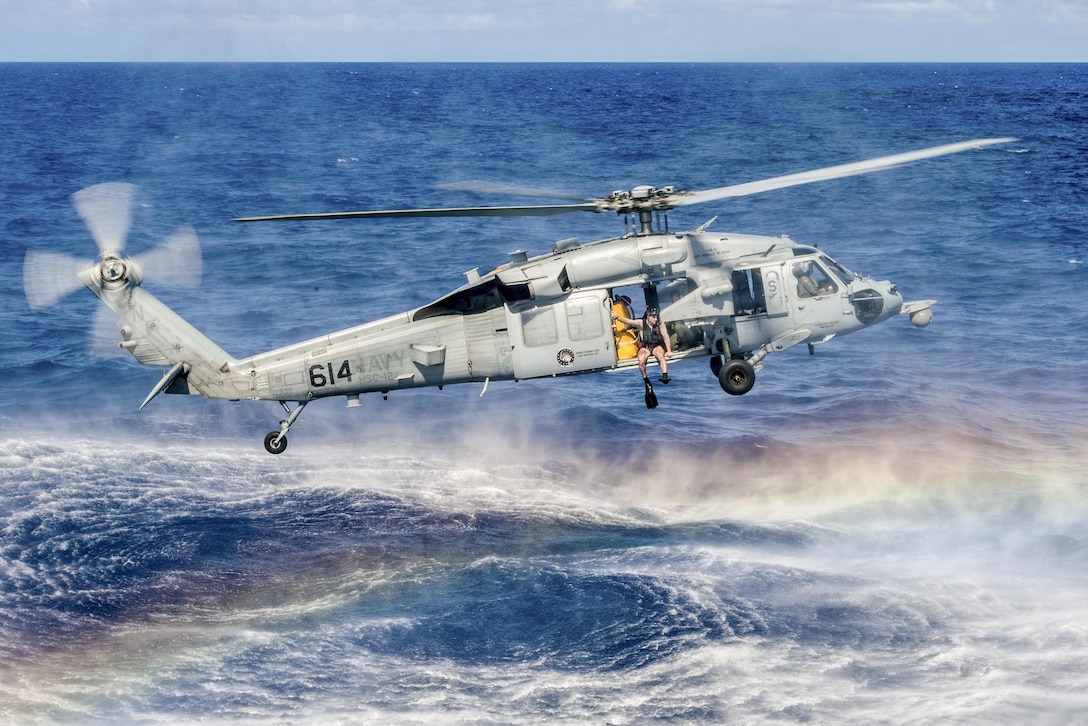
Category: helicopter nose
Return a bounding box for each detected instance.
[884,282,904,316]
[849,282,902,326]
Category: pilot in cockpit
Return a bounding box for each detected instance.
[794,261,836,298]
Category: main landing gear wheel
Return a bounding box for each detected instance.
[264,432,288,454]
[710,355,724,377]
[718,359,755,396]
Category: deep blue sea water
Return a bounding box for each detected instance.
[2,63,1087,723]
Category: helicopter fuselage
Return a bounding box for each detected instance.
[120,225,922,416]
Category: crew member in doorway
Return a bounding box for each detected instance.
[611,306,673,384]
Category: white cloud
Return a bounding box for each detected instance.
[215,10,508,34]
[1037,0,1088,27]
[854,0,996,17]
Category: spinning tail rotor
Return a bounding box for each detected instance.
[72,181,136,255]
[23,182,203,352]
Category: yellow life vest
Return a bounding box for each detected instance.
[612,300,639,360]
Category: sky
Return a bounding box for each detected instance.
[1,0,1086,62]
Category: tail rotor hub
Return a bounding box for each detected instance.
[95,253,142,290]
[99,255,128,285]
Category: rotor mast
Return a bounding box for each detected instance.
[609,184,675,235]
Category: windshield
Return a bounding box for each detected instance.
[820,254,858,285]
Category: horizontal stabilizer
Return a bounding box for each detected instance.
[139,361,189,411]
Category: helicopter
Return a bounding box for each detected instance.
[23,138,1013,453]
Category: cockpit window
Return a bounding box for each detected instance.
[792,259,839,298]
[820,255,857,285]
[413,278,532,321]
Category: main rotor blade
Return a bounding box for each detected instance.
[233,203,602,223]
[234,138,1016,223]
[23,250,93,310]
[71,182,136,253]
[134,225,203,289]
[673,138,1017,207]
[434,180,592,202]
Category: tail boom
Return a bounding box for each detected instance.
[94,284,249,402]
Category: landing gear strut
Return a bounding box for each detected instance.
[264,400,307,454]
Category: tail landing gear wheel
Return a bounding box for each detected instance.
[264,401,307,455]
[264,432,288,455]
[718,359,755,396]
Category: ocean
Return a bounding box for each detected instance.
[1,63,1087,723]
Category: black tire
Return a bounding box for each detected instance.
[718,359,755,396]
[264,431,288,455]
[709,355,724,377]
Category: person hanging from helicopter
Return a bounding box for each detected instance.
[611,306,673,384]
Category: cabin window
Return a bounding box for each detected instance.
[566,298,604,341]
[503,282,533,303]
[521,306,558,347]
[413,279,533,321]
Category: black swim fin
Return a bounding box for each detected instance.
[644,378,658,409]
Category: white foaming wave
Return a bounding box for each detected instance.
[44,547,1076,725]
[0,435,673,627]
[4,432,1088,724]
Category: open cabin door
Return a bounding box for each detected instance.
[732,263,790,319]
[731,262,793,350]
[508,290,614,380]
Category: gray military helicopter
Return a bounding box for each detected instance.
[24,138,1013,453]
